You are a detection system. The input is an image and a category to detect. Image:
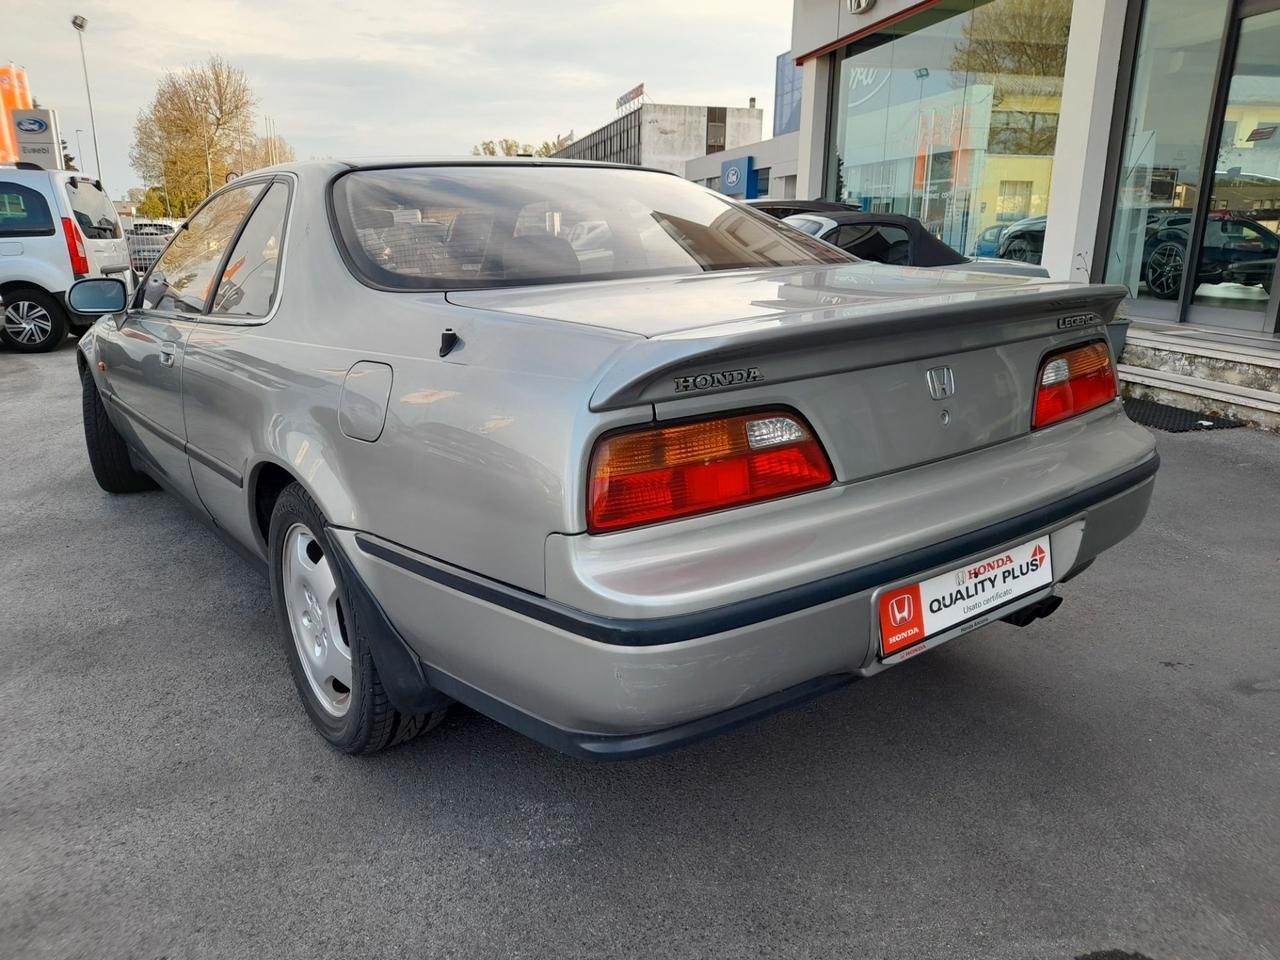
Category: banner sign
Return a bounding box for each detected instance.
[616,83,645,111]
[11,109,62,169]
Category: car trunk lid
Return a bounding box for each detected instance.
[448,264,1127,482]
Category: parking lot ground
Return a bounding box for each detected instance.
[1,341,1278,960]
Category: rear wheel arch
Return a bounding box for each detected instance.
[250,461,301,552]
[247,458,354,553]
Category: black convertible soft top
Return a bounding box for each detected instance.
[816,212,968,268]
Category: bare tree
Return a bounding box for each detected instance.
[950,0,1071,108]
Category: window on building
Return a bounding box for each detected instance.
[825,0,1072,258]
[706,107,727,155]
[996,180,1033,222]
[756,167,771,197]
[1102,0,1231,309]
[774,52,804,137]
[989,112,1060,156]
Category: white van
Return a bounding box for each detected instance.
[0,163,132,352]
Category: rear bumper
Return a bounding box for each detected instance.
[330,431,1158,758]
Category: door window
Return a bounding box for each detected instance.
[210,181,290,319]
[0,182,54,237]
[64,178,122,239]
[141,184,262,314]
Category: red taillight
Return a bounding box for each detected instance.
[1033,341,1117,429]
[587,411,833,533]
[62,217,89,277]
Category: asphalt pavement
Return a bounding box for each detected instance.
[1,340,1277,960]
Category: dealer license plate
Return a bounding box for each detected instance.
[878,536,1053,660]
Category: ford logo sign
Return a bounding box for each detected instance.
[724,166,741,188]
[16,118,48,134]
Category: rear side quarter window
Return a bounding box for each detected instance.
[210,180,291,320]
[0,182,55,237]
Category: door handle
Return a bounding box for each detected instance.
[159,342,178,367]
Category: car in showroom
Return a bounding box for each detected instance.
[69,159,1159,759]
[783,211,1049,278]
[970,223,1008,258]
[996,207,1279,300]
[0,163,131,351]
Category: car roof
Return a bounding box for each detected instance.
[254,156,677,178]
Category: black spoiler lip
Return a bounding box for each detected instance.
[588,283,1129,412]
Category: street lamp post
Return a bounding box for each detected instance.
[70,15,102,179]
[74,129,88,172]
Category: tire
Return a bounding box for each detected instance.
[1,287,68,352]
[1145,241,1186,300]
[80,366,158,494]
[1003,238,1041,264]
[268,482,445,754]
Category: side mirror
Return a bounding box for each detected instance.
[67,277,128,315]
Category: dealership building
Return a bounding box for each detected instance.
[553,101,762,176]
[692,0,1280,425]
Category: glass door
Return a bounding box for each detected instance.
[1185,5,1280,331]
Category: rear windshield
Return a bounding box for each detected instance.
[330,164,851,290]
[65,178,121,240]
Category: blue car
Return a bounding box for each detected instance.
[970,223,1008,258]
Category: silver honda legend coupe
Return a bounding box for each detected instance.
[68,159,1158,759]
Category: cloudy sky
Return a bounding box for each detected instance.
[10,1,793,197]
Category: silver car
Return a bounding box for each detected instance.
[68,159,1158,759]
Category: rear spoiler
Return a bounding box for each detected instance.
[589,284,1128,412]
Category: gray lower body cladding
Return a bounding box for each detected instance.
[330,452,1158,759]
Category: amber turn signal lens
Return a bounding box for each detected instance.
[1033,341,1117,429]
[587,411,833,533]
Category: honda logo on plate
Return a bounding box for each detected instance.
[888,593,914,627]
[925,365,955,401]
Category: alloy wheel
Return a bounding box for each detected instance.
[3,300,54,346]
[282,523,352,717]
[1145,242,1186,299]
[1004,239,1038,264]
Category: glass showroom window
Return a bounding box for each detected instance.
[1102,0,1230,313]
[826,0,1073,259]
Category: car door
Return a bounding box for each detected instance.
[181,178,292,551]
[96,183,264,504]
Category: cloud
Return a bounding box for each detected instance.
[9,0,791,195]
